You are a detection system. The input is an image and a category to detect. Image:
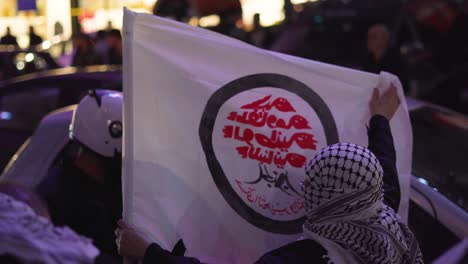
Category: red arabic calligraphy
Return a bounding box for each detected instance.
[241,95,296,112]
[235,146,307,168]
[227,111,311,129]
[223,95,317,168]
[223,126,317,150]
[236,180,305,216]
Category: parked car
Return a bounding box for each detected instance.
[0,49,61,81]
[0,66,122,171]
[406,97,468,262]
[1,106,75,188]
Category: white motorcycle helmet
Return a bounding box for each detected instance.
[70,90,123,158]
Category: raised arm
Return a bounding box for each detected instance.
[368,85,401,211]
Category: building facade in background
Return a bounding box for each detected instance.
[0,0,321,49]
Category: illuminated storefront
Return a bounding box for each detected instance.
[0,0,153,48]
[75,0,154,33]
[0,0,320,49]
[0,0,72,48]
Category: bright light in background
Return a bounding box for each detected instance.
[46,0,72,42]
[199,15,221,27]
[142,0,156,6]
[71,0,326,33]
[188,17,200,27]
[16,61,25,70]
[108,92,123,98]
[418,178,429,185]
[291,0,319,4]
[79,0,154,33]
[241,0,284,27]
[0,112,12,120]
[41,40,51,50]
[25,53,34,63]
[294,4,304,12]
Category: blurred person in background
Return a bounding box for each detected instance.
[54,21,64,37]
[28,26,43,48]
[363,24,409,93]
[54,21,66,55]
[72,33,103,67]
[152,0,190,22]
[107,21,115,31]
[38,91,123,261]
[0,26,19,47]
[436,1,468,71]
[95,30,110,64]
[250,13,268,48]
[106,29,123,65]
[0,182,99,264]
[429,1,468,114]
[216,8,247,41]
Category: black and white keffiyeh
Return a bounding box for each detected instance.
[0,192,99,264]
[303,143,423,264]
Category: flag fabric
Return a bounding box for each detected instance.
[122,9,412,264]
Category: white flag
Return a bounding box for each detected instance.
[122,9,412,264]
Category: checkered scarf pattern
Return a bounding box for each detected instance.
[303,143,423,264]
[0,193,99,263]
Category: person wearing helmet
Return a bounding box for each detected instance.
[37,90,123,262]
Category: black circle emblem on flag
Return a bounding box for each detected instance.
[199,73,339,234]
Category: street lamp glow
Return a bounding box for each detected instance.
[16,61,25,70]
[41,41,51,50]
[199,15,220,28]
[242,0,284,27]
[25,53,35,63]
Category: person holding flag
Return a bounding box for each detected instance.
[115,85,422,264]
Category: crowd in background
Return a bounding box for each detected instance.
[1,1,467,114]
[71,29,122,67]
[0,25,43,49]
[152,0,468,114]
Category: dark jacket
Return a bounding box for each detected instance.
[38,161,122,258]
[72,48,103,67]
[0,34,19,47]
[142,115,401,264]
[29,33,43,47]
